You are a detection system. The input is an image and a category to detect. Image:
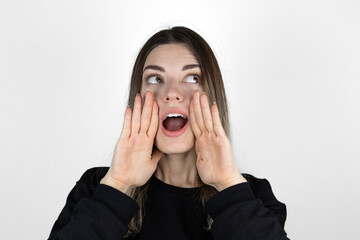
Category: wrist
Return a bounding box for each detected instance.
[214,174,247,192]
[100,174,132,196]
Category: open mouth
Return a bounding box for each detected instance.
[162,114,188,131]
[160,109,190,137]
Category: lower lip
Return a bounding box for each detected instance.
[161,121,189,138]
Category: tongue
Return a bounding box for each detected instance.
[163,117,187,131]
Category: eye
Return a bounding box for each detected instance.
[147,75,162,84]
[185,74,200,83]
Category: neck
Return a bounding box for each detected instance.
[154,147,202,188]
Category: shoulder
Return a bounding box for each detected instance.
[241,173,283,203]
[242,173,287,227]
[241,173,269,196]
[78,166,110,192]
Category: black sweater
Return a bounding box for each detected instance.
[48,167,289,240]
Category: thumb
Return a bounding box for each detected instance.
[195,140,200,154]
[151,147,163,166]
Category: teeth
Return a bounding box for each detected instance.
[165,113,187,120]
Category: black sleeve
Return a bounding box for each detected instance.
[48,167,139,240]
[205,178,289,240]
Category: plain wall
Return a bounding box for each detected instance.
[1,0,359,239]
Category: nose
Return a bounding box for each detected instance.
[163,87,184,103]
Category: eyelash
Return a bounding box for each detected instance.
[145,73,201,84]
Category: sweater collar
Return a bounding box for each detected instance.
[149,175,200,198]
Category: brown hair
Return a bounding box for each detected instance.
[125,26,232,237]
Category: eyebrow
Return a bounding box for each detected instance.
[143,64,201,73]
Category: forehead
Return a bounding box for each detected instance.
[144,43,199,67]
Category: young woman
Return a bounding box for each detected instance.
[48,26,289,240]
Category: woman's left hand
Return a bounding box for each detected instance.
[189,90,247,191]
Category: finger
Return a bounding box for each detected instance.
[140,91,153,134]
[131,93,142,135]
[147,100,159,139]
[192,91,206,132]
[120,106,132,140]
[200,93,213,133]
[211,102,226,137]
[189,98,201,138]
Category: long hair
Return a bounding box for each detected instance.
[124,26,232,237]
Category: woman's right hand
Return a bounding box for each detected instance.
[100,91,163,194]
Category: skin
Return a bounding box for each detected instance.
[140,43,204,187]
[101,43,246,195]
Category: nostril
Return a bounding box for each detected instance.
[166,97,180,100]
[164,92,183,101]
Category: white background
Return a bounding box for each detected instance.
[1,0,359,239]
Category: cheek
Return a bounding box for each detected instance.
[140,88,157,100]
[194,84,204,92]
[183,86,202,96]
[141,86,156,94]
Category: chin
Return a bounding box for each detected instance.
[156,142,194,154]
[154,129,195,155]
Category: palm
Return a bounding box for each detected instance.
[112,134,155,185]
[189,91,245,190]
[195,133,237,186]
[104,91,163,190]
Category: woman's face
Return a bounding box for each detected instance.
[140,43,204,154]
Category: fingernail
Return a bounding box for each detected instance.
[136,93,140,96]
[213,101,216,105]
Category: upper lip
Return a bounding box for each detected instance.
[161,108,189,123]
